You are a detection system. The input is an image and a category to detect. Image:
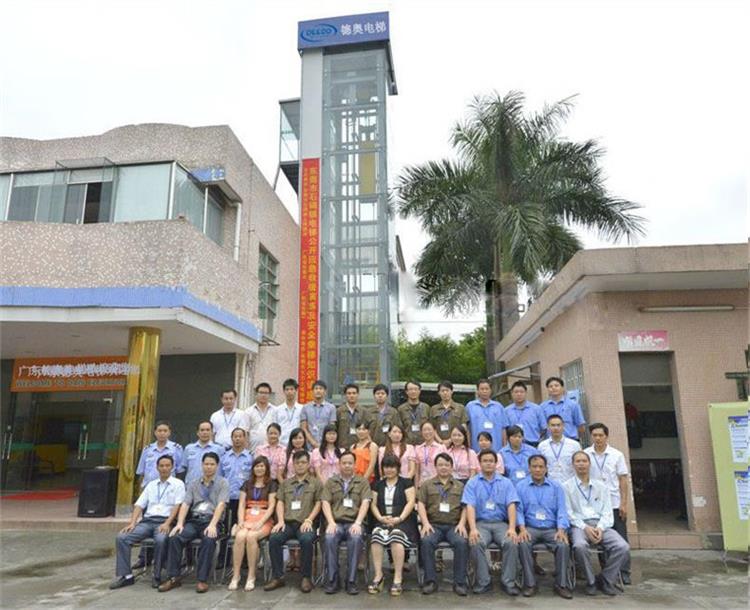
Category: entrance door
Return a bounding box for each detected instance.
[1,391,122,492]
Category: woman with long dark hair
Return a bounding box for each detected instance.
[311,424,341,483]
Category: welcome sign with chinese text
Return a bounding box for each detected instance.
[11,356,137,392]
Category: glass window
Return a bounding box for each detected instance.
[205,189,223,245]
[113,164,170,222]
[258,247,279,338]
[172,166,205,232]
[7,172,55,221]
[0,174,10,220]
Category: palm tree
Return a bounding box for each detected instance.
[396,91,646,374]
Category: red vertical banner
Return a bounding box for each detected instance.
[298,158,320,404]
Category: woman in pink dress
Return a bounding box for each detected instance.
[253,423,287,481]
[283,427,310,478]
[414,421,443,487]
[446,424,479,482]
[310,424,341,483]
[378,422,416,480]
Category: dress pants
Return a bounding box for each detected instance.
[518,526,571,588]
[570,521,629,587]
[324,522,365,587]
[166,519,217,583]
[420,523,469,586]
[115,517,167,579]
[268,522,316,579]
[471,520,519,590]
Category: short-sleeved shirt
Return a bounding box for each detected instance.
[219,449,253,500]
[461,473,519,522]
[538,437,581,484]
[247,404,279,453]
[136,441,183,487]
[418,476,465,525]
[429,402,469,440]
[504,402,547,444]
[447,446,480,481]
[499,444,541,484]
[276,402,304,446]
[584,444,629,508]
[182,442,225,484]
[311,447,340,483]
[254,443,287,480]
[541,396,586,440]
[300,401,337,446]
[321,474,372,523]
[135,476,186,519]
[210,407,251,449]
[397,401,431,445]
[515,477,569,530]
[336,404,374,449]
[184,476,230,519]
[415,441,444,484]
[378,444,417,478]
[368,404,401,446]
[240,479,278,513]
[466,400,509,452]
[276,474,322,524]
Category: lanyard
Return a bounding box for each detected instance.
[550,440,565,464]
[347,408,358,427]
[507,449,526,470]
[479,477,498,502]
[293,482,306,498]
[530,482,548,508]
[593,452,608,475]
[252,486,262,501]
[437,481,450,500]
[342,478,351,496]
[441,406,452,420]
[223,409,236,429]
[378,406,389,422]
[409,404,422,423]
[157,481,169,503]
[576,481,592,503]
[325,448,337,466]
[200,481,213,502]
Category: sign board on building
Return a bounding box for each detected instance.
[297,158,321,403]
[617,330,669,352]
[11,356,137,392]
[298,12,389,50]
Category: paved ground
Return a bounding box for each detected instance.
[0,530,746,609]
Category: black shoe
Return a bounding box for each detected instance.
[422,581,437,595]
[131,560,146,570]
[501,583,521,596]
[597,578,617,596]
[324,585,340,594]
[151,580,160,589]
[621,573,632,585]
[346,582,359,595]
[522,585,538,597]
[453,584,468,596]
[109,576,134,590]
[473,584,493,595]
[554,585,573,599]
[585,583,597,596]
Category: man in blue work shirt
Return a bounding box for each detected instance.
[110,455,185,590]
[504,382,546,446]
[563,451,629,596]
[462,449,521,596]
[540,377,586,441]
[135,420,183,488]
[466,379,509,453]
[516,454,573,599]
[300,379,337,450]
[219,427,253,527]
[500,426,540,484]
[182,421,225,484]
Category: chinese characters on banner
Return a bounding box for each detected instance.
[298,158,320,404]
[10,356,138,392]
[617,330,669,351]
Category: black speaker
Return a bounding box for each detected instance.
[78,467,118,517]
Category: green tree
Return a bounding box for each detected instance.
[396,91,646,372]
[397,327,486,383]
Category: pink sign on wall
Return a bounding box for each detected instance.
[618,330,669,352]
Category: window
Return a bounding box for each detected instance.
[258,247,279,338]
[205,188,224,245]
[0,174,10,220]
[560,359,588,433]
[7,172,56,221]
[172,166,205,232]
[113,164,170,222]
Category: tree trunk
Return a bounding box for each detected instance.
[484,279,496,377]
[485,243,520,379]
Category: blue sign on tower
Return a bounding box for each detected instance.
[297,12,389,50]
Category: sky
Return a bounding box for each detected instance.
[1,0,747,339]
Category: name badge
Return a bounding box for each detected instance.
[440,423,450,432]
[515,470,525,479]
[439,502,451,513]
[196,502,210,513]
[483,421,493,430]
[382,425,389,433]
[343,498,354,508]
[535,511,546,521]
[582,506,597,519]
[312,425,319,432]
[349,427,357,435]
[250,507,261,516]
[291,500,302,511]
[485,501,496,510]
[385,505,393,515]
[152,503,166,514]
[411,424,420,432]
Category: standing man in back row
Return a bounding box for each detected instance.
[247,383,279,453]
[430,380,468,447]
[397,380,431,445]
[210,389,250,451]
[300,380,337,449]
[504,381,546,447]
[466,379,508,453]
[277,378,303,446]
[336,384,373,449]
[540,377,586,442]
[368,384,400,447]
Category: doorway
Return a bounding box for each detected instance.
[1,390,122,492]
[619,352,688,531]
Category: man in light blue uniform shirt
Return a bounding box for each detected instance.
[220,428,253,518]
[110,454,185,590]
[540,377,586,441]
[135,420,183,488]
[516,454,573,599]
[182,421,225,484]
[563,451,629,596]
[500,426,540,484]
[504,381,546,446]
[462,449,521,596]
[300,379,337,449]
[466,379,509,453]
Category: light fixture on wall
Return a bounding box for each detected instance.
[638,305,735,313]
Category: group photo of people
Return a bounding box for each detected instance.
[110,376,631,600]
